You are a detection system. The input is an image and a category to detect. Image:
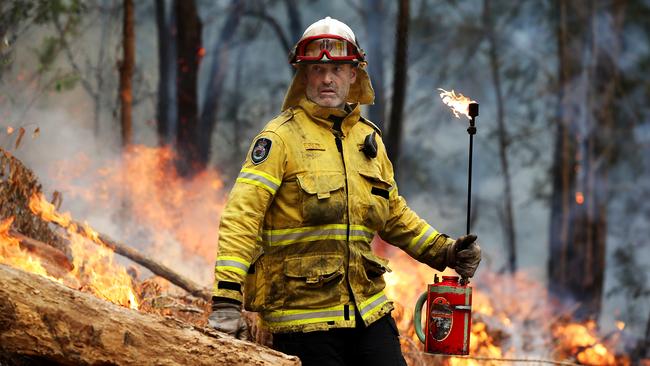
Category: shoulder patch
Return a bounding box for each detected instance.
[359,117,382,136]
[251,137,272,164]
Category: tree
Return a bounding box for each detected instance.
[119,0,134,148]
[198,0,244,172]
[548,0,626,320]
[363,0,386,130]
[155,0,177,146]
[385,0,409,173]
[482,0,517,274]
[174,0,202,176]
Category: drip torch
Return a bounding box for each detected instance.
[414,90,479,355]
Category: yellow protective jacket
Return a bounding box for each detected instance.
[213,97,454,333]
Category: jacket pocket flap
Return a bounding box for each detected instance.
[360,251,392,274]
[297,173,345,196]
[284,254,344,282]
[358,169,392,190]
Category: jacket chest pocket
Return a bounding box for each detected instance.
[283,254,345,308]
[297,172,346,225]
[357,168,392,230]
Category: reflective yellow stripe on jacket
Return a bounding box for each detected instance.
[358,290,389,322]
[263,303,356,328]
[236,168,281,195]
[407,225,439,256]
[215,256,250,276]
[262,224,375,246]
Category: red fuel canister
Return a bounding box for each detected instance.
[413,275,472,355]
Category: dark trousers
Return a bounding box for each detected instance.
[273,314,407,366]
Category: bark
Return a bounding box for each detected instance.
[119,0,135,148]
[155,0,178,146]
[198,0,244,171]
[548,0,625,320]
[364,0,386,130]
[483,0,517,274]
[0,264,300,366]
[175,0,202,176]
[386,0,409,173]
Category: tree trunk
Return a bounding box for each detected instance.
[548,0,625,320]
[0,265,300,366]
[197,0,243,172]
[386,0,409,174]
[364,0,386,130]
[119,0,135,148]
[284,0,302,44]
[483,0,517,274]
[175,0,202,176]
[155,0,178,146]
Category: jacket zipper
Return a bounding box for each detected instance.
[334,132,353,322]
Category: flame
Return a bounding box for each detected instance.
[552,320,617,365]
[28,192,139,310]
[438,88,476,119]
[47,145,225,284]
[6,126,14,134]
[0,216,58,280]
[616,321,625,331]
[576,191,585,205]
[382,245,629,365]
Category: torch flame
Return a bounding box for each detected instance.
[438,88,476,120]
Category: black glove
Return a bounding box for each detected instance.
[208,300,251,341]
[446,234,481,278]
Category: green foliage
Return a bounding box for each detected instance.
[52,71,80,92]
[1,0,87,77]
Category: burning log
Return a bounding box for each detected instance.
[0,264,300,366]
[28,192,211,300]
[11,229,73,277]
[68,221,211,300]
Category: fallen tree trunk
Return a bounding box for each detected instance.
[0,264,300,366]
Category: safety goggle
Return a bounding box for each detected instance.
[294,35,362,62]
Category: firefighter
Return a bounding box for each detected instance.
[209,16,481,365]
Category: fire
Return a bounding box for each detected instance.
[382,247,629,365]
[0,216,56,280]
[576,191,585,205]
[27,192,139,309]
[47,145,225,285]
[438,88,476,120]
[552,320,617,365]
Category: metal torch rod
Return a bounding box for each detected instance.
[466,103,479,236]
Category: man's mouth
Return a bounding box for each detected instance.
[319,88,336,96]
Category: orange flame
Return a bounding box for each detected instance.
[28,192,139,309]
[382,246,628,365]
[576,191,585,205]
[438,88,476,119]
[0,216,58,281]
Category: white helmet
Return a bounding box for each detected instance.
[289,16,365,64]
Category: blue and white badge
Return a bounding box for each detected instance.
[251,137,272,164]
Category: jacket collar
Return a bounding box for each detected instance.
[297,97,361,136]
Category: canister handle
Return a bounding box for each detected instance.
[413,292,428,344]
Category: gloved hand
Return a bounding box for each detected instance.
[208,301,251,341]
[446,234,481,278]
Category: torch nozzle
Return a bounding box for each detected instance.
[468,103,479,118]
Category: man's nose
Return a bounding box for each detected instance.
[322,70,334,84]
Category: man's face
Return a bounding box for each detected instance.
[304,63,357,109]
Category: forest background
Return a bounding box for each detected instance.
[1,0,649,358]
